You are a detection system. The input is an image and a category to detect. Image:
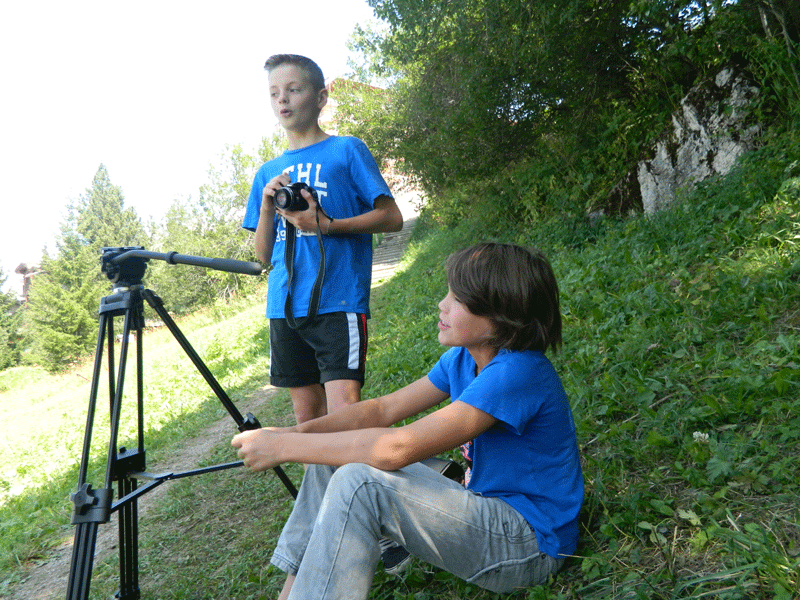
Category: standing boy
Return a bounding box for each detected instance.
[242,54,403,424]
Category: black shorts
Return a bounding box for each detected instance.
[269,312,368,388]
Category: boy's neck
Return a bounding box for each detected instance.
[286,125,330,150]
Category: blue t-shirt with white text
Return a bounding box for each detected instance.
[427,347,584,558]
[242,136,392,319]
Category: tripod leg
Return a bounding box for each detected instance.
[66,312,114,600]
[142,288,297,498]
[65,522,98,600]
[67,291,144,599]
[117,476,140,600]
[112,300,143,600]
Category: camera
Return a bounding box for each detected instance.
[274,182,317,212]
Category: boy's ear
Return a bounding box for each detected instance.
[317,87,329,109]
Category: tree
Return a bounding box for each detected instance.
[147,134,286,311]
[344,0,645,190]
[26,165,147,370]
[342,0,797,198]
[0,269,22,370]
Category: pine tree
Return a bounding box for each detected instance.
[0,269,22,370]
[27,165,147,370]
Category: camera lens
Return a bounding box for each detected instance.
[273,183,311,212]
[274,187,292,210]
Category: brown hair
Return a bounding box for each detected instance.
[264,54,325,92]
[445,243,562,354]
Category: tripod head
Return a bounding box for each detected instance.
[101,246,264,287]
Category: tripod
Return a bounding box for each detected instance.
[66,247,297,600]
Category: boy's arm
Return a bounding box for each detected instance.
[231,375,474,471]
[254,202,276,264]
[294,376,447,434]
[327,195,404,235]
[233,398,496,472]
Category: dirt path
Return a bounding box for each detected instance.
[372,190,418,284]
[6,195,420,600]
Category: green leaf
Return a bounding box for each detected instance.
[650,499,674,517]
[646,430,672,447]
[677,508,702,526]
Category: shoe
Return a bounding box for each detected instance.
[379,537,412,575]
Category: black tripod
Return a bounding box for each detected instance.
[66,247,297,600]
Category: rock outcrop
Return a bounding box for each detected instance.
[604,66,762,216]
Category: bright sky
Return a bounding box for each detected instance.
[0,0,378,293]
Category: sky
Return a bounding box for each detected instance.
[0,0,379,294]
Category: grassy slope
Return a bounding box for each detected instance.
[1,137,799,599]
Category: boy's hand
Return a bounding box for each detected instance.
[262,173,291,213]
[276,187,321,233]
[232,428,285,472]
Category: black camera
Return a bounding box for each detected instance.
[274,182,318,212]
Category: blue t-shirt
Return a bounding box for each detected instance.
[427,347,584,558]
[242,136,392,319]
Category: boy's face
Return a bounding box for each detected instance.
[437,288,495,351]
[268,64,327,133]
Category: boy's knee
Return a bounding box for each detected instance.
[324,379,361,413]
[324,463,398,508]
[329,462,379,490]
[317,463,384,523]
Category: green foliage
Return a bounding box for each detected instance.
[147,135,286,312]
[0,270,22,370]
[745,34,800,118]
[24,165,147,370]
[536,134,799,598]
[342,0,800,211]
[332,79,398,174]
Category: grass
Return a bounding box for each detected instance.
[0,290,277,597]
[2,140,800,599]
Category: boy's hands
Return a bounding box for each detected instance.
[277,187,324,233]
[264,173,328,233]
[232,427,286,472]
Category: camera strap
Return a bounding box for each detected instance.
[283,208,326,329]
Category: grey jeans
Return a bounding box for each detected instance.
[271,462,563,599]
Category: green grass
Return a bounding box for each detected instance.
[2,142,800,599]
